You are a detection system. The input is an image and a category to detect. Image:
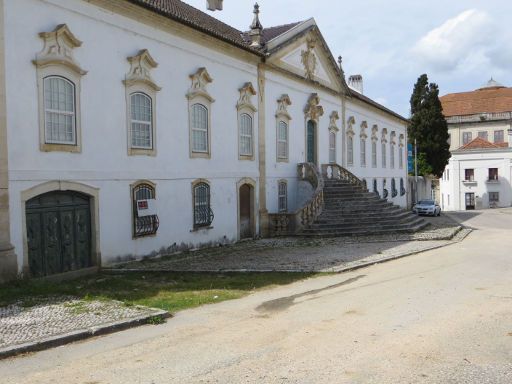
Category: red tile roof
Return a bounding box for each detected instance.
[440,86,512,117]
[458,137,509,151]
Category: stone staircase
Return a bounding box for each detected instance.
[300,177,428,237]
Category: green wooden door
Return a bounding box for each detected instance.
[307,120,316,163]
[26,191,92,277]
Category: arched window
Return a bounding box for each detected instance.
[373,179,379,197]
[347,136,354,166]
[400,178,406,196]
[130,92,153,149]
[277,121,288,160]
[391,178,398,197]
[372,141,377,167]
[390,143,395,168]
[382,179,389,199]
[399,145,404,169]
[239,113,253,157]
[360,138,366,166]
[329,131,336,163]
[193,182,213,228]
[382,142,387,168]
[44,76,76,144]
[278,181,288,212]
[132,182,159,237]
[191,104,209,153]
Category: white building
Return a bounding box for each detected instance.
[0,0,408,280]
[440,80,512,211]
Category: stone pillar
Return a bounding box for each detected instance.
[0,0,18,282]
[257,63,269,237]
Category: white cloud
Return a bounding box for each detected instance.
[411,9,495,72]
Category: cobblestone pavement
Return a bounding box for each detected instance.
[114,221,467,273]
[0,298,164,351]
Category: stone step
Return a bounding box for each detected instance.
[308,217,425,230]
[300,223,429,237]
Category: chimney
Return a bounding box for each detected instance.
[249,3,263,48]
[206,0,223,11]
[348,74,363,94]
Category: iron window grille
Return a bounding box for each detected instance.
[382,180,389,200]
[391,179,398,198]
[193,182,214,228]
[400,178,406,196]
[133,183,159,237]
[278,181,288,212]
[373,179,379,197]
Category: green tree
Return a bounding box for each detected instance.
[408,74,451,177]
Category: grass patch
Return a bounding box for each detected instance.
[0,272,319,313]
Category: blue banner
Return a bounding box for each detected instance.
[407,143,414,173]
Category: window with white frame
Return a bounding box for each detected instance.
[329,131,336,163]
[130,92,153,149]
[44,76,76,145]
[360,138,366,166]
[132,182,159,238]
[191,103,209,153]
[372,141,377,167]
[382,142,387,168]
[193,181,213,228]
[278,181,288,212]
[239,113,253,157]
[277,121,289,160]
[347,136,354,166]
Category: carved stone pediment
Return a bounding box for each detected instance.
[390,131,397,145]
[371,124,379,142]
[381,128,388,143]
[346,116,355,137]
[360,121,368,138]
[301,38,317,80]
[276,94,292,120]
[304,93,324,121]
[237,82,257,112]
[123,49,161,91]
[399,134,405,147]
[328,111,339,132]
[187,67,214,102]
[33,24,87,75]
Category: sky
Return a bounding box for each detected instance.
[183,0,512,117]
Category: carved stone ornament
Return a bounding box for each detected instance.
[346,116,355,137]
[304,93,324,121]
[33,24,87,75]
[187,67,214,102]
[236,82,257,112]
[124,49,161,91]
[276,94,292,120]
[371,124,379,142]
[301,38,317,80]
[381,128,388,143]
[399,133,405,147]
[328,111,340,132]
[360,121,368,138]
[390,131,397,145]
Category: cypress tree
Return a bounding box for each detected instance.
[408,74,451,177]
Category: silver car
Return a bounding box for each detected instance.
[413,200,441,216]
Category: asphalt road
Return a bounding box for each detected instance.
[2,209,511,383]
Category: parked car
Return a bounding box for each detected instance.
[413,200,441,216]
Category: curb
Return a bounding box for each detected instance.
[0,310,171,360]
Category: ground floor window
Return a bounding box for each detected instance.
[133,183,159,237]
[193,181,214,228]
[489,192,499,203]
[278,181,288,212]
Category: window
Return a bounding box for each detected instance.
[372,141,377,168]
[478,131,488,141]
[463,132,472,145]
[130,93,153,149]
[465,169,474,181]
[278,181,287,212]
[347,136,354,166]
[132,183,159,237]
[191,104,209,153]
[239,113,253,157]
[494,130,504,143]
[44,76,76,145]
[400,178,406,196]
[447,169,450,181]
[382,143,387,168]
[360,138,366,166]
[373,179,379,197]
[277,121,289,160]
[488,168,498,181]
[382,179,388,199]
[390,143,395,168]
[399,146,403,169]
[391,178,397,197]
[329,131,336,163]
[489,192,499,202]
[447,194,450,206]
[193,182,213,228]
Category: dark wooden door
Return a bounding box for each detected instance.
[307,120,316,164]
[26,191,92,277]
[465,193,475,210]
[239,184,252,239]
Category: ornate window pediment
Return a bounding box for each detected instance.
[237,82,257,112]
[399,133,405,147]
[33,24,87,75]
[187,67,215,102]
[381,128,388,143]
[346,116,356,137]
[328,111,340,132]
[390,131,397,145]
[124,49,161,91]
[276,94,292,120]
[304,93,324,122]
[360,121,368,139]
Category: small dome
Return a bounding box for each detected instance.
[478,77,505,90]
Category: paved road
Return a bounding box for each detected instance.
[2,210,511,383]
